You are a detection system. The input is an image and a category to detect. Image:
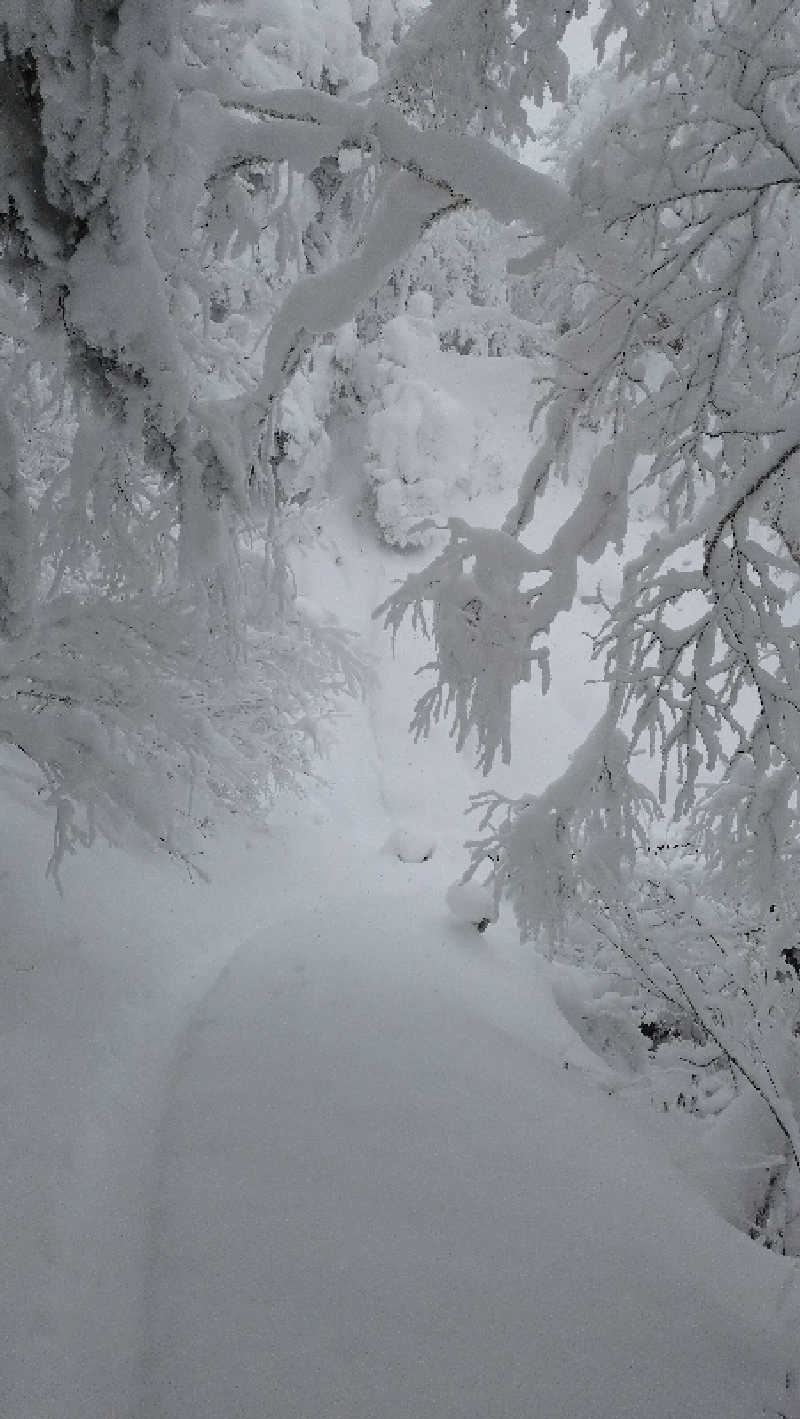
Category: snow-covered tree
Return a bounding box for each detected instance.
[376,1,800,1242]
[0,0,585,868]
[385,0,800,919]
[0,0,406,869]
[4,0,798,953]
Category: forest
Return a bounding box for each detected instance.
[3,3,800,1416]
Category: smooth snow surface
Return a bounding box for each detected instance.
[142,857,795,1419]
[4,373,800,1419]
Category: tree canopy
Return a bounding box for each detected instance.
[3,0,800,930]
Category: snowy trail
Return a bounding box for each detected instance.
[5,441,799,1419]
[140,857,795,1419]
[139,461,796,1419]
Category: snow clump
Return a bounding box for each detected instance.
[446,878,497,931]
[384,827,436,863]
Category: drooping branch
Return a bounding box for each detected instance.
[189,82,576,448]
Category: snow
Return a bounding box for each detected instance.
[255,170,455,412]
[3,356,800,1419]
[383,826,436,862]
[446,876,496,927]
[143,877,794,1419]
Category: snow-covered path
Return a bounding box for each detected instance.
[140,856,795,1419]
[5,425,800,1419]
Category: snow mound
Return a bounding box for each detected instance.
[383,827,436,862]
[446,878,497,930]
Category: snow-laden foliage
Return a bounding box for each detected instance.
[1,0,586,865]
[269,279,536,550]
[381,433,634,763]
[469,715,656,939]
[367,1,800,1244]
[389,0,800,915]
[518,1,800,910]
[358,204,539,356]
[385,0,587,139]
[0,1,381,863]
[378,518,551,768]
[466,727,800,1248]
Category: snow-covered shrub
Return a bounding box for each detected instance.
[361,296,475,547]
[469,747,800,1250]
[358,309,530,548]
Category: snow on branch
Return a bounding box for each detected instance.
[209,83,573,227]
[376,519,549,773]
[194,81,575,435]
[247,170,462,427]
[489,1,800,871]
[468,711,657,941]
[376,432,638,773]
